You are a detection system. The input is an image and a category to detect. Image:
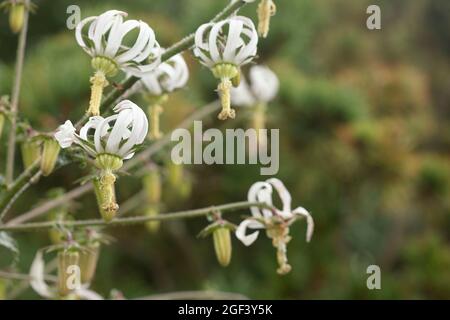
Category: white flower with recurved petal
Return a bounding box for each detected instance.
[75,10,161,116]
[236,178,314,275]
[55,100,148,221]
[193,16,258,120]
[55,100,148,162]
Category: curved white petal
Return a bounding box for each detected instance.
[29,250,54,299]
[248,181,272,218]
[292,206,314,242]
[267,178,292,218]
[235,219,265,246]
[54,120,76,148]
[75,288,104,300]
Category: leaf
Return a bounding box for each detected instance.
[0,232,19,266]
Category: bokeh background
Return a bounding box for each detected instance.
[0,0,449,299]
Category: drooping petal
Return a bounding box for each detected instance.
[29,250,54,299]
[248,181,272,218]
[235,219,265,246]
[267,178,292,218]
[292,206,314,242]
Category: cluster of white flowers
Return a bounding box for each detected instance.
[51,3,312,279]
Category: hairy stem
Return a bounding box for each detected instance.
[0,159,41,221]
[0,201,272,232]
[5,0,30,184]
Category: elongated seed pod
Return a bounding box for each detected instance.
[213,228,232,267]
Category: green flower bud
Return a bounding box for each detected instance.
[57,249,80,297]
[231,69,241,88]
[9,3,24,34]
[145,206,160,233]
[21,139,41,169]
[143,169,161,205]
[41,138,60,176]
[213,227,232,267]
[0,113,4,139]
[79,244,100,285]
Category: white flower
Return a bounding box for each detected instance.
[54,120,77,148]
[55,100,148,160]
[75,10,160,76]
[193,16,258,68]
[236,178,314,246]
[132,49,189,96]
[29,250,103,300]
[231,65,279,107]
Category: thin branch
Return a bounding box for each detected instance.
[137,290,249,300]
[74,0,247,127]
[6,101,220,226]
[0,159,41,221]
[0,270,57,283]
[0,201,271,232]
[5,0,30,184]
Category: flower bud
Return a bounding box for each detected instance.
[145,206,160,233]
[21,139,41,169]
[143,169,161,205]
[213,227,232,267]
[231,70,241,88]
[167,162,183,190]
[57,249,80,297]
[79,244,100,285]
[41,138,60,176]
[0,112,4,138]
[9,3,24,34]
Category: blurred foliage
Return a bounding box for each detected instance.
[0,0,449,299]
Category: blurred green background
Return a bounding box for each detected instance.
[0,0,449,299]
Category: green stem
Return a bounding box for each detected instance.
[0,159,41,221]
[74,0,248,128]
[0,201,272,232]
[5,0,30,184]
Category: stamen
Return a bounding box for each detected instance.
[257,0,277,38]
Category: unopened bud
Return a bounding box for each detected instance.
[143,169,161,205]
[231,70,241,88]
[167,162,183,190]
[41,138,60,176]
[9,3,24,34]
[0,113,4,138]
[21,139,41,169]
[79,244,100,285]
[213,227,232,267]
[57,249,80,297]
[145,206,160,233]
